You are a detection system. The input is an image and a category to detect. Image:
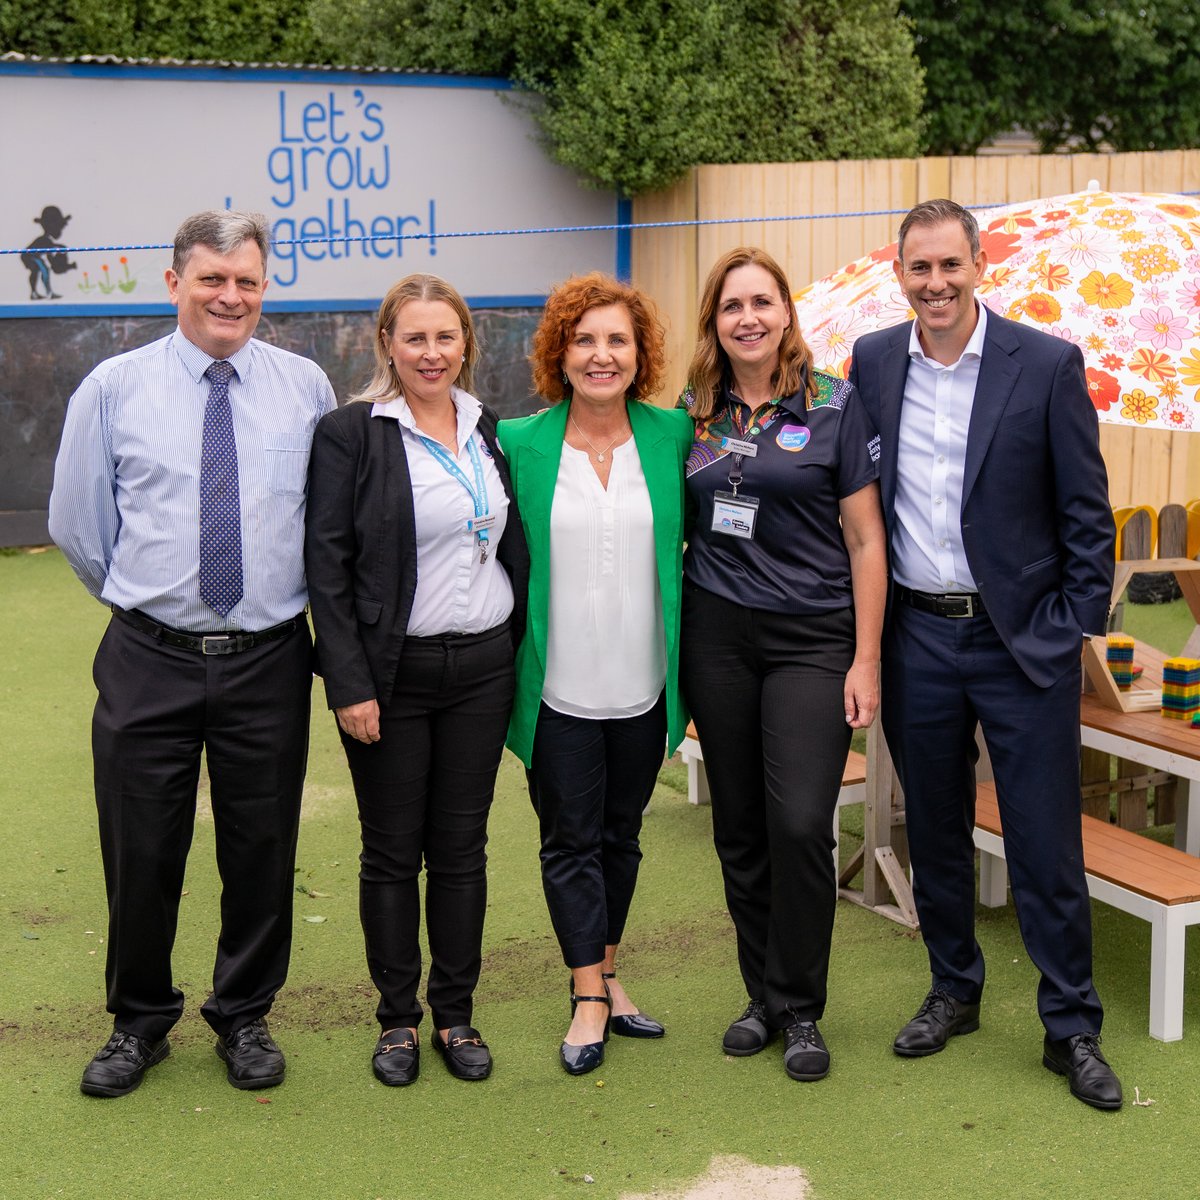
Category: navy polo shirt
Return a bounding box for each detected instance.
[683,373,880,614]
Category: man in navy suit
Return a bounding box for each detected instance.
[849,199,1121,1110]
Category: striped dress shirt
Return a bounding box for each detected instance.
[49,329,336,632]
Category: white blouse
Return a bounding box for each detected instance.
[372,388,514,637]
[542,440,665,718]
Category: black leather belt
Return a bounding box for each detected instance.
[112,606,301,655]
[895,584,986,619]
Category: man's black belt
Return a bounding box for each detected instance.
[112,606,301,655]
[895,584,986,619]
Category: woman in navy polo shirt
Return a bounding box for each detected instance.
[680,246,887,1082]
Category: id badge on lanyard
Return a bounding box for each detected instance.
[711,435,759,540]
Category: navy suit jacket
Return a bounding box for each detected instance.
[849,309,1115,688]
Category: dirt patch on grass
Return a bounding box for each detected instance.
[622,1155,810,1199]
[18,909,69,927]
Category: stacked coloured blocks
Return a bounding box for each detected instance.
[1162,656,1200,720]
[1106,634,1136,690]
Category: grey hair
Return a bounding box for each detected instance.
[897,199,981,263]
[172,210,271,274]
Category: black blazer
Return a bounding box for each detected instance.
[850,310,1115,688]
[304,399,529,711]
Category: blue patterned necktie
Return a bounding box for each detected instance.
[199,360,243,617]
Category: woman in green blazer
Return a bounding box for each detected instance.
[499,273,690,1076]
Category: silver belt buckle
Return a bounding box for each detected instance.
[947,595,976,618]
[201,635,234,655]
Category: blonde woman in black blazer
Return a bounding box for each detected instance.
[305,274,528,1088]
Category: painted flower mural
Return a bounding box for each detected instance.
[793,188,1200,430]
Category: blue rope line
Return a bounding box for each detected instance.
[4,194,1197,258]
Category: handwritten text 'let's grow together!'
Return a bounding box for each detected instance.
[243,90,438,288]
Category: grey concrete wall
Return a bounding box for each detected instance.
[0,308,541,547]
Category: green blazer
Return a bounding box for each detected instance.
[498,399,693,767]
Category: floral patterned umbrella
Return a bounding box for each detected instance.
[793,188,1200,430]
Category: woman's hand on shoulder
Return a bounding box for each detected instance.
[336,698,381,743]
[843,660,879,730]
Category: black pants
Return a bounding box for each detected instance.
[527,693,667,969]
[681,582,854,1029]
[883,602,1102,1038]
[339,624,514,1031]
[92,615,312,1043]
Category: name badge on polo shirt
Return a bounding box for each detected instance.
[712,490,759,540]
[721,437,758,458]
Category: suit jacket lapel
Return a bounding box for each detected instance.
[963,314,1022,504]
[878,323,912,521]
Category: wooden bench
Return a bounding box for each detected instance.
[973,781,1200,1041]
[679,722,868,872]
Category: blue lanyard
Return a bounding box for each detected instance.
[416,430,492,560]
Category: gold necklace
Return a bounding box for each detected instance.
[569,414,627,463]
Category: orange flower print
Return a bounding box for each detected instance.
[1086,368,1120,412]
[1085,334,1107,353]
[1009,293,1061,323]
[1122,244,1179,281]
[980,229,1022,263]
[1101,353,1124,370]
[1120,389,1158,425]
[1159,203,1199,219]
[1129,348,1177,382]
[1077,271,1134,309]
[1160,379,1182,401]
[1036,262,1071,291]
[1180,349,1200,389]
[978,266,1016,295]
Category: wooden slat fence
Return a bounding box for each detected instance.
[632,149,1200,509]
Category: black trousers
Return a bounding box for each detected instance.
[92,615,312,1043]
[883,602,1102,1038]
[527,693,667,969]
[681,582,855,1029]
[339,624,514,1031]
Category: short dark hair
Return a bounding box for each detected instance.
[897,199,980,263]
[172,210,271,275]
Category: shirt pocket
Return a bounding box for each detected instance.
[264,434,311,497]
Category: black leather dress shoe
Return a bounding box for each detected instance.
[610,1012,666,1038]
[893,988,980,1057]
[722,999,772,1057]
[372,1029,419,1086]
[782,1019,830,1082]
[562,982,611,1075]
[80,1030,169,1097]
[216,1018,286,1089]
[433,1025,492,1081]
[601,972,665,1038]
[1043,1033,1123,1110]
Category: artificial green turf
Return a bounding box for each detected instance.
[3,549,1200,1199]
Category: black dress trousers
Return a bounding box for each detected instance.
[91,615,313,1042]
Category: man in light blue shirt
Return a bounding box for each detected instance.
[49,209,335,1098]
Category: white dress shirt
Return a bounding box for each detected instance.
[371,387,514,637]
[542,440,665,718]
[892,302,989,593]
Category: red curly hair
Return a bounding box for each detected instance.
[530,272,667,404]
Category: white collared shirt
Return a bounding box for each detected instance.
[371,387,514,636]
[892,302,989,593]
